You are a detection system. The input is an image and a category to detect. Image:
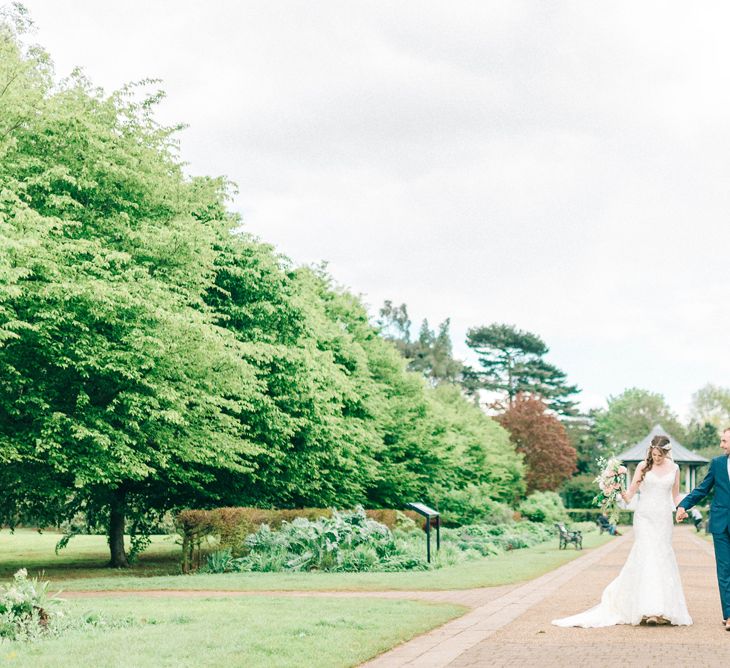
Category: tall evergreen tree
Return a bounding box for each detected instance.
[465,323,580,416]
[378,301,473,391]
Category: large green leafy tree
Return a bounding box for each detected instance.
[306,276,454,506]
[593,388,686,453]
[204,249,383,507]
[465,323,580,416]
[686,421,720,452]
[0,13,527,566]
[427,384,524,503]
[684,421,720,482]
[563,415,604,475]
[689,384,730,429]
[209,267,525,508]
[0,20,262,566]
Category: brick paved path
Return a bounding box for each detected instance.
[365,526,730,667]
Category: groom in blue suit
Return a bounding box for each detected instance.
[676,428,730,630]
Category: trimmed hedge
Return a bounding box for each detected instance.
[176,507,422,572]
[566,508,634,525]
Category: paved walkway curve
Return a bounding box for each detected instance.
[361,529,632,667]
[364,526,730,667]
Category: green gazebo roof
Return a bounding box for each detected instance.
[617,424,710,464]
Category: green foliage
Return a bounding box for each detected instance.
[201,549,234,574]
[568,521,601,534]
[435,484,516,526]
[377,301,412,345]
[592,388,686,452]
[0,19,526,567]
[377,302,470,389]
[0,569,61,641]
[689,384,730,429]
[686,420,720,453]
[564,416,602,475]
[449,521,558,554]
[235,508,421,573]
[518,491,568,524]
[566,508,634,524]
[197,510,574,574]
[0,568,132,642]
[0,21,261,563]
[176,507,415,540]
[559,474,598,509]
[465,323,580,416]
[684,421,720,483]
[427,384,525,505]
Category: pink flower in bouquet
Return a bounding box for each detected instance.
[593,456,626,525]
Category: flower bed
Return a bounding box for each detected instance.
[176,507,423,572]
[197,508,598,574]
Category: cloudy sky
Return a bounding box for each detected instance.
[17,1,730,418]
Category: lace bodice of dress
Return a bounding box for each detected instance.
[635,464,676,516]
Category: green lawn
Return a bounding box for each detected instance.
[0,596,464,668]
[1,528,612,592]
[0,530,180,580]
[0,528,614,667]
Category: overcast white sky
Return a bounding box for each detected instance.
[17,1,730,419]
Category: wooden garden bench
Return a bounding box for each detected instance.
[555,522,582,550]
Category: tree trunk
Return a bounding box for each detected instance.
[108,487,130,568]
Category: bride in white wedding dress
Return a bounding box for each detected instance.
[552,435,692,627]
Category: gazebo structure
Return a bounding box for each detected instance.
[617,424,710,493]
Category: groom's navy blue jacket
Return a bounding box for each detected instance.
[679,455,730,534]
[680,454,730,620]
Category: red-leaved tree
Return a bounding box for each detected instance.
[496,394,577,492]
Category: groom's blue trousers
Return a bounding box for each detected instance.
[714,527,730,620]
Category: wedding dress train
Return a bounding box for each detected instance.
[552,463,692,627]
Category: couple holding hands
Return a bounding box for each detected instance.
[553,430,730,630]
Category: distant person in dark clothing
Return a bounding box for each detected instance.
[598,513,620,536]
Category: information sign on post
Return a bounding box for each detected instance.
[406,502,440,563]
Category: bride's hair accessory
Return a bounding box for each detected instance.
[650,435,671,451]
[638,435,672,485]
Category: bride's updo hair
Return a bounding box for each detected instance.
[638,435,671,485]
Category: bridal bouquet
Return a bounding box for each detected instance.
[592,457,627,525]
